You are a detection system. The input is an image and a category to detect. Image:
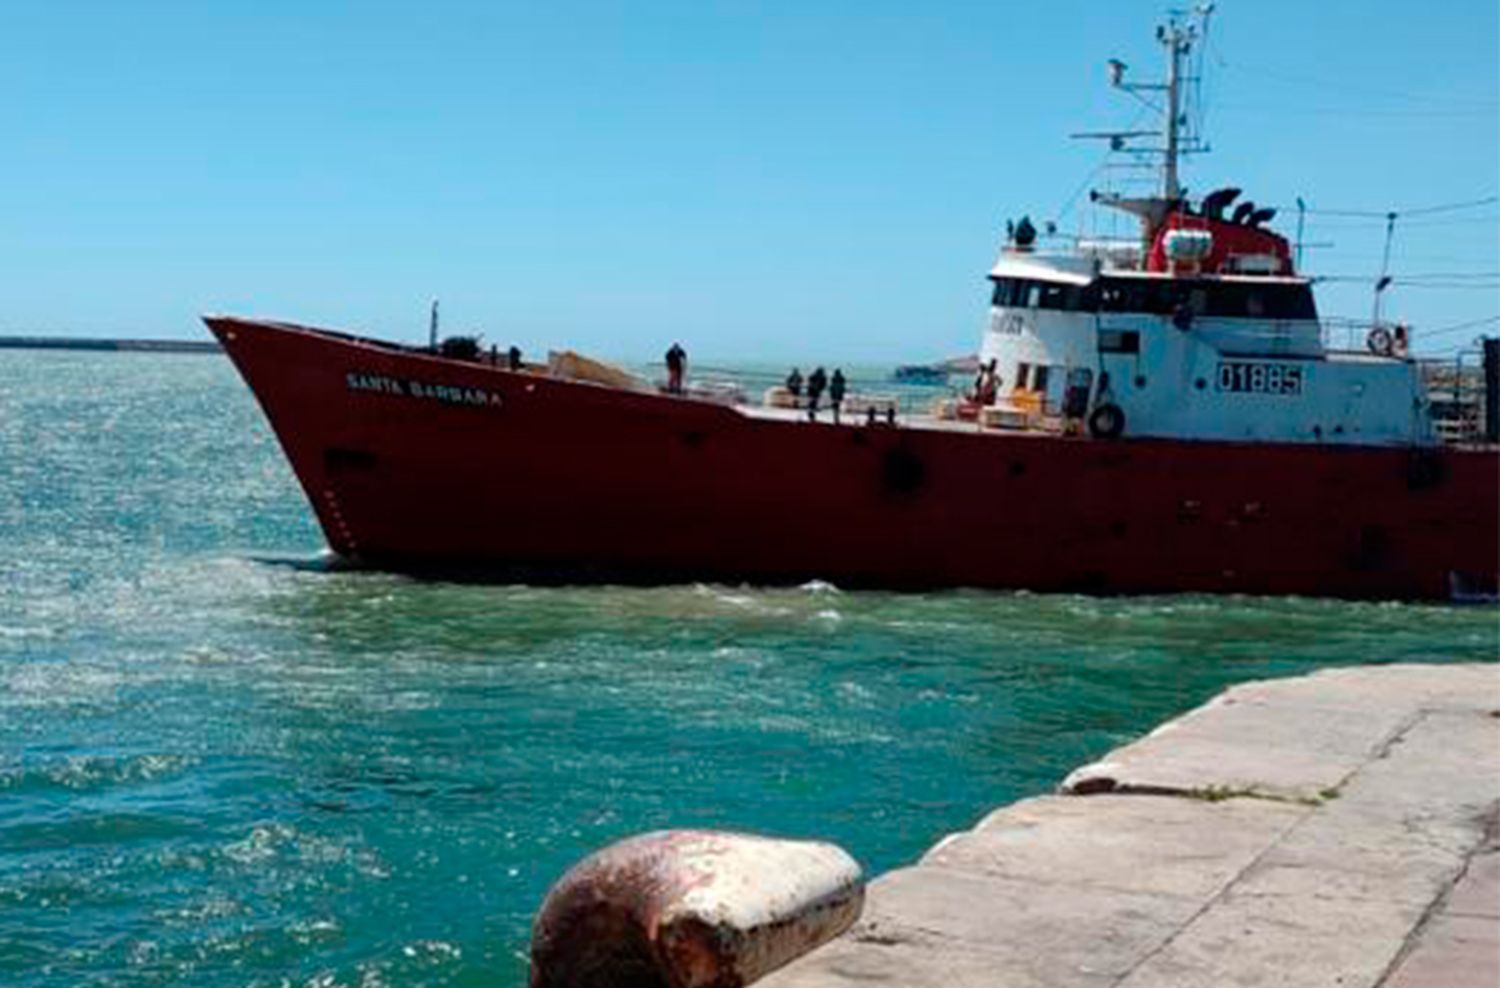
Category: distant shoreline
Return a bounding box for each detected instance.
[0,336,221,354]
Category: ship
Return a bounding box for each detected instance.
[207,9,1498,601]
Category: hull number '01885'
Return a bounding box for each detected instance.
[1216,361,1303,396]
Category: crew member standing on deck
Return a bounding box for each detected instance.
[786,367,803,401]
[829,369,847,424]
[806,366,827,421]
[665,343,687,394]
[973,358,999,406]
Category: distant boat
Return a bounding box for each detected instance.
[939,354,981,375]
[891,364,949,385]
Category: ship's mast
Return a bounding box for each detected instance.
[1081,5,1213,217]
[1161,18,1187,201]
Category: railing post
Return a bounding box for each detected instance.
[1483,337,1499,444]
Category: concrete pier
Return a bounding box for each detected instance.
[758,664,1499,988]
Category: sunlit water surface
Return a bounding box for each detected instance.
[2,351,1495,987]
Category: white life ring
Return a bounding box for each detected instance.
[1367,326,1394,357]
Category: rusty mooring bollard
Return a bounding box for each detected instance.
[529,829,864,988]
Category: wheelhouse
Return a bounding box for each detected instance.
[988,273,1318,321]
[975,250,1429,446]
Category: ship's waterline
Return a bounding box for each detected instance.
[1,350,1496,988]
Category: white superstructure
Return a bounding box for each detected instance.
[977,251,1432,446]
[964,4,1435,448]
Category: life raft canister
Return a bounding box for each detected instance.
[1088,403,1126,440]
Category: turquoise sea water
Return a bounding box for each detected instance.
[2,351,1496,988]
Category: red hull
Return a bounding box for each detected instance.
[207,317,1499,601]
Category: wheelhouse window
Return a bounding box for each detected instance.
[1202,281,1317,318]
[1099,279,1176,314]
[990,278,1019,307]
[1095,276,1317,320]
[990,277,1096,311]
[991,274,1314,319]
[1038,282,1088,310]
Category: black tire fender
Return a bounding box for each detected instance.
[1088,403,1126,440]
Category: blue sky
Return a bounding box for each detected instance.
[1,0,1495,360]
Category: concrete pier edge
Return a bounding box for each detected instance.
[753,663,1500,988]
